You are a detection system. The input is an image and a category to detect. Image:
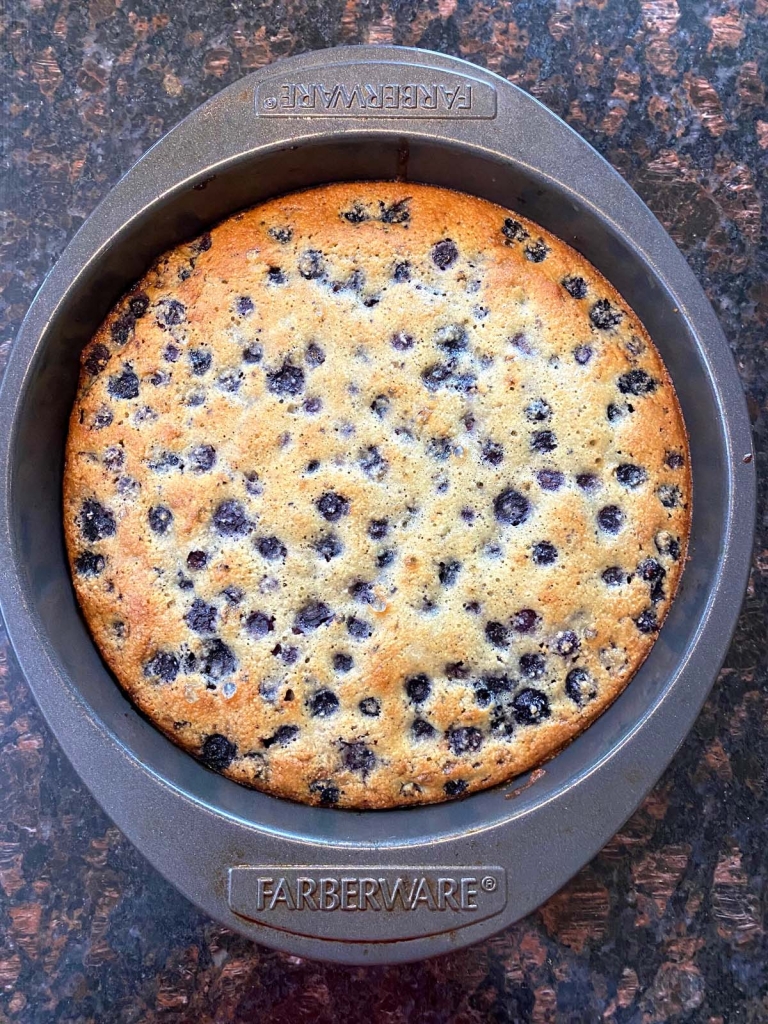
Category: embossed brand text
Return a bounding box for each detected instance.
[251,874,489,912]
[265,82,474,114]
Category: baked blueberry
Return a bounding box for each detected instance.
[494,488,531,526]
[444,779,468,797]
[473,673,512,706]
[562,275,588,299]
[537,469,564,491]
[666,451,685,469]
[129,293,149,317]
[187,550,208,570]
[84,343,110,376]
[190,444,217,473]
[447,726,483,755]
[347,616,372,639]
[359,445,388,479]
[212,500,251,537]
[391,330,414,351]
[308,689,340,717]
[79,499,116,542]
[482,440,504,466]
[376,549,395,568]
[146,505,172,535]
[590,299,623,330]
[657,485,681,508]
[525,239,549,262]
[635,608,659,633]
[75,550,105,577]
[616,464,647,488]
[368,518,389,540]
[243,343,263,363]
[236,295,254,316]
[602,566,627,586]
[263,725,300,748]
[532,541,558,566]
[520,652,546,679]
[245,611,274,637]
[511,608,539,633]
[334,653,353,673]
[311,533,341,562]
[576,472,600,492]
[257,535,287,560]
[201,734,238,770]
[574,345,593,365]
[438,560,462,586]
[342,202,369,223]
[617,369,657,395]
[412,718,436,740]
[553,630,580,656]
[305,342,326,367]
[359,696,380,716]
[349,580,375,604]
[427,437,453,461]
[606,403,624,422]
[108,367,139,400]
[393,261,411,282]
[110,316,134,346]
[565,667,597,706]
[201,638,237,679]
[406,674,431,704]
[431,239,458,269]
[421,362,453,391]
[294,601,333,633]
[531,430,557,454]
[341,741,376,775]
[267,361,304,396]
[267,266,286,285]
[525,398,552,423]
[185,599,217,634]
[597,505,625,534]
[380,198,410,224]
[435,323,467,353]
[513,688,550,724]
[144,651,180,683]
[485,621,510,648]
[316,491,350,522]
[298,249,325,280]
[655,533,681,560]
[269,225,292,243]
[501,218,529,243]
[309,779,339,804]
[157,298,186,327]
[189,349,212,376]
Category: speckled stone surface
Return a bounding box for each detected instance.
[0,1,766,1020]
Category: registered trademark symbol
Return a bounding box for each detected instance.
[481,875,497,892]
[263,96,277,109]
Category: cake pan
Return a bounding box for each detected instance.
[0,46,755,964]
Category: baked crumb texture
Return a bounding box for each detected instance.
[64,182,691,808]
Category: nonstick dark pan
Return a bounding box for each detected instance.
[0,46,755,964]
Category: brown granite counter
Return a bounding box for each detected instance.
[1,0,766,1020]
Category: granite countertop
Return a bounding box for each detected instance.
[1,1,766,1020]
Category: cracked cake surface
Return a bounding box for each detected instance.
[64,181,691,809]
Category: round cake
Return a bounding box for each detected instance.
[64,182,691,809]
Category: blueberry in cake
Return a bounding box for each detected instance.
[64,182,691,808]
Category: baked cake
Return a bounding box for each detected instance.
[64,182,691,809]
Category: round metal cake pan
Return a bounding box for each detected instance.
[0,46,756,964]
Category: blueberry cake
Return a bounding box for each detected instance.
[64,182,691,809]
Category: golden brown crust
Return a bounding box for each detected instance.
[63,182,691,808]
